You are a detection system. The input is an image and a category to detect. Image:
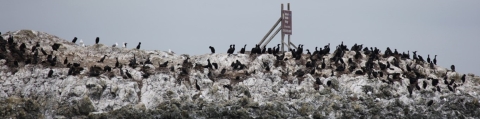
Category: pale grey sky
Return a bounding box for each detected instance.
[1,1,479,75]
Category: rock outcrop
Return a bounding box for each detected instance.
[0,30,479,118]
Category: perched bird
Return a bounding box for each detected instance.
[451,65,455,72]
[64,57,68,64]
[209,46,215,54]
[123,42,127,48]
[125,70,132,78]
[136,42,141,49]
[115,57,120,68]
[72,37,77,43]
[48,69,54,78]
[98,55,107,63]
[95,37,100,44]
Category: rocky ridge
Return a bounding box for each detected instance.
[0,30,479,118]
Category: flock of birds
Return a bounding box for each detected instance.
[0,32,469,102]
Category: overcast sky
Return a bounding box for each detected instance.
[1,1,479,75]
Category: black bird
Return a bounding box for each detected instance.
[315,78,322,85]
[240,44,246,54]
[461,74,466,83]
[427,54,431,63]
[64,57,68,64]
[115,57,120,68]
[433,55,437,65]
[427,100,434,106]
[449,79,455,86]
[223,84,233,91]
[52,43,61,51]
[19,43,26,52]
[212,63,218,69]
[125,70,132,78]
[95,37,100,44]
[7,35,13,45]
[232,44,235,54]
[144,57,152,64]
[451,65,455,72]
[104,65,112,72]
[209,46,215,53]
[31,45,37,53]
[159,61,169,67]
[41,48,47,56]
[72,37,77,43]
[407,86,413,96]
[48,69,53,78]
[73,63,81,67]
[98,55,107,63]
[195,79,201,91]
[436,86,441,92]
[227,45,232,54]
[423,80,428,89]
[310,67,316,75]
[136,42,141,49]
[447,85,454,92]
[327,80,332,87]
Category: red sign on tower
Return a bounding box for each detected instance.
[282,10,292,35]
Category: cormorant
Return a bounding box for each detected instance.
[136,42,141,49]
[227,45,232,54]
[125,70,132,78]
[451,65,455,72]
[123,42,127,48]
[95,37,100,44]
[48,69,53,78]
[461,74,466,83]
[41,48,47,55]
[212,63,218,69]
[159,61,169,67]
[447,85,454,92]
[72,37,77,43]
[240,44,246,54]
[104,65,112,72]
[315,78,322,85]
[427,54,431,63]
[209,46,215,53]
[98,55,107,63]
[115,57,120,68]
[433,55,437,65]
[195,79,201,91]
[64,57,68,64]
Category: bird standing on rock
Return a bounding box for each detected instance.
[136,42,141,49]
[72,37,77,43]
[48,69,53,78]
[209,46,215,54]
[95,37,100,44]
